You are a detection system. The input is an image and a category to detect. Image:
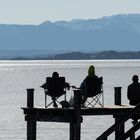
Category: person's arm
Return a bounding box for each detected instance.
[127,85,136,101]
[40,82,47,89]
[65,82,70,90]
[80,79,86,89]
[127,86,130,100]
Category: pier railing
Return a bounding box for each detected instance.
[96,103,140,140]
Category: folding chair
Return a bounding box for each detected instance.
[85,77,104,107]
[44,77,67,108]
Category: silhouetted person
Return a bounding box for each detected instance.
[127,75,140,125]
[41,72,70,108]
[127,75,140,106]
[80,65,98,106]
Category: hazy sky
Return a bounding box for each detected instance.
[0,0,140,24]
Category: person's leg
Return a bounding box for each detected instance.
[52,97,58,108]
[81,93,87,107]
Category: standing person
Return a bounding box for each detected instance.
[127,75,140,106]
[127,75,140,125]
[80,65,98,106]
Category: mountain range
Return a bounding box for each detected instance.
[0,14,140,58]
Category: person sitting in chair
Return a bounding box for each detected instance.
[41,72,70,108]
[80,65,99,107]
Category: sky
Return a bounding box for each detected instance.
[0,0,140,25]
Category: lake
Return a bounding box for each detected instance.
[0,60,140,140]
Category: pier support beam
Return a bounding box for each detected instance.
[26,89,37,140]
[70,89,82,140]
[114,87,124,140]
[113,115,125,140]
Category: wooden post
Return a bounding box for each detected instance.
[113,115,125,140]
[27,89,34,108]
[70,89,82,140]
[114,87,124,140]
[130,134,135,140]
[114,87,122,105]
[26,89,37,140]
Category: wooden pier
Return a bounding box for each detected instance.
[22,88,140,140]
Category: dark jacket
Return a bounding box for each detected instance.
[127,82,140,105]
[80,75,98,94]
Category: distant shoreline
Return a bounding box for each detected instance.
[11,51,140,60]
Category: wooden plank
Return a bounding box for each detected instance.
[23,108,75,122]
[81,107,133,116]
[22,105,135,119]
[25,114,74,122]
[22,108,74,115]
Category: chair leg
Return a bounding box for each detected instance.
[45,94,47,108]
[45,94,67,108]
[45,94,54,108]
[102,92,104,107]
[86,93,104,107]
[46,101,54,108]
[86,97,98,107]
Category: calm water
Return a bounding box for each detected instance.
[0,60,140,140]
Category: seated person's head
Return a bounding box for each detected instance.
[88,65,95,77]
[52,72,59,77]
[132,75,138,83]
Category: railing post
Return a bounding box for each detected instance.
[113,115,125,140]
[27,89,34,108]
[130,134,135,140]
[114,87,124,140]
[26,89,37,140]
[114,87,122,105]
[70,89,82,140]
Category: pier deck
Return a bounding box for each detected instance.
[22,88,140,140]
[22,105,134,122]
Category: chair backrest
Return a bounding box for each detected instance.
[85,77,103,97]
[46,77,66,97]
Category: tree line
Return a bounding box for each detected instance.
[13,51,140,60]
